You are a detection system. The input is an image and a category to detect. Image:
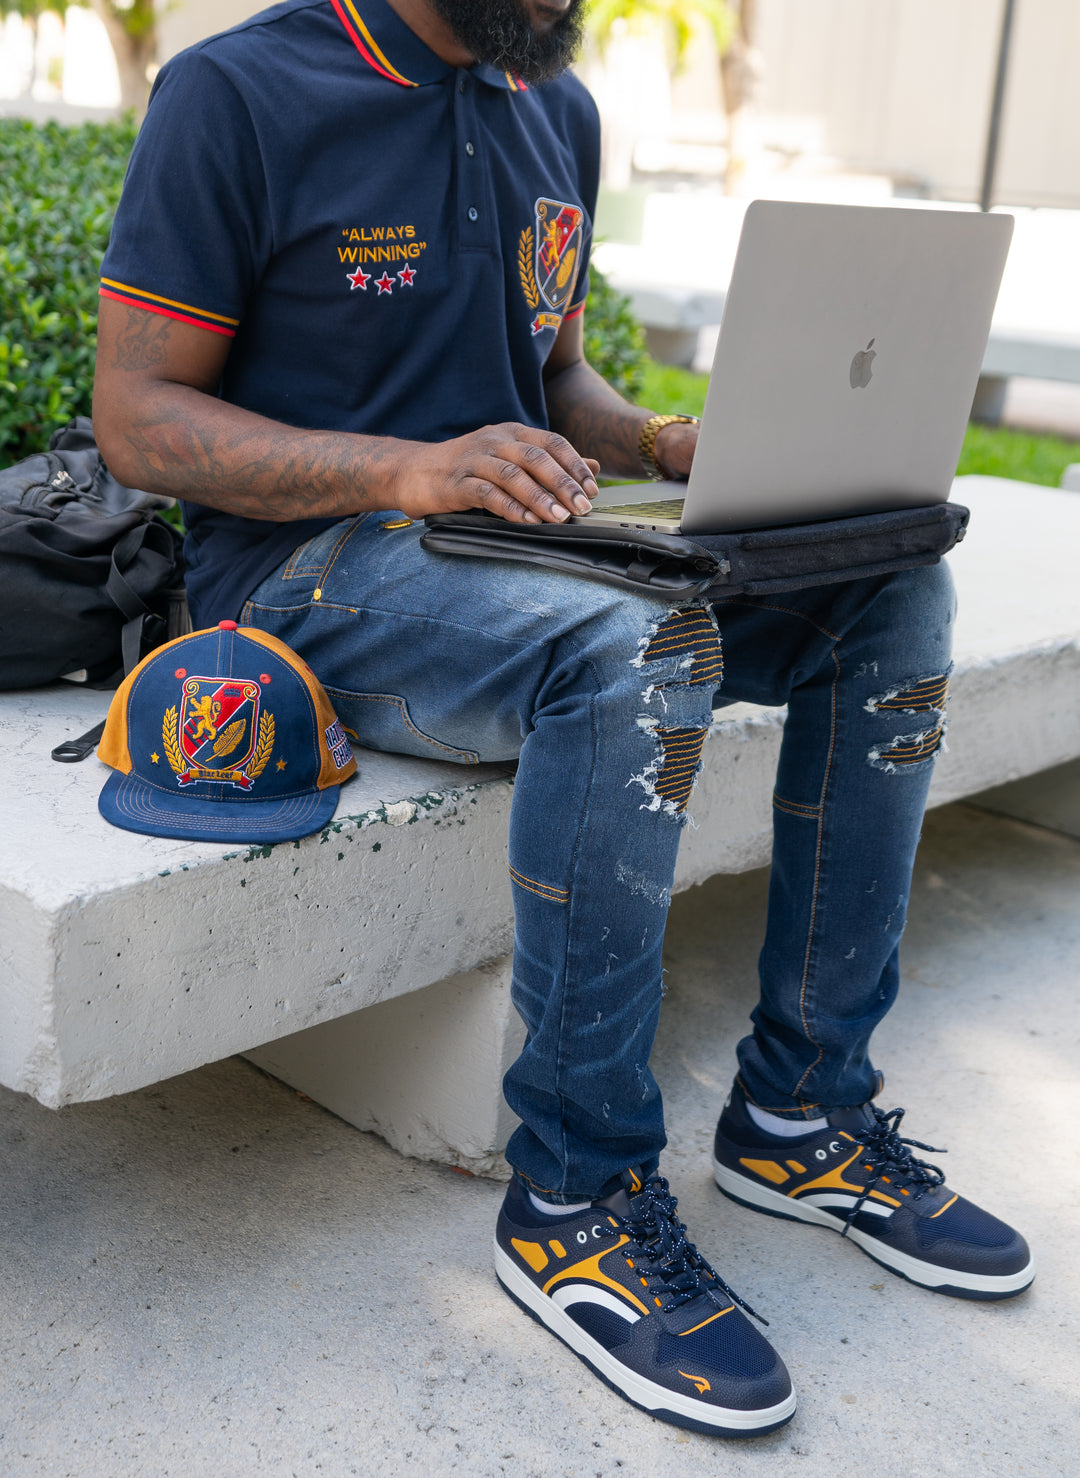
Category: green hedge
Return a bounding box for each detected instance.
[0,117,137,464]
[0,117,648,465]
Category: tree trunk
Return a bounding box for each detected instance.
[720,0,762,192]
[89,0,156,118]
[27,15,41,96]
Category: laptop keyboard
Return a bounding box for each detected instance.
[591,499,685,519]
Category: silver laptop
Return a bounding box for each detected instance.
[578,200,1013,535]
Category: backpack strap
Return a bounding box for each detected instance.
[52,520,179,763]
[105,520,177,676]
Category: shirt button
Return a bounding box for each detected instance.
[467,206,478,222]
[465,141,475,157]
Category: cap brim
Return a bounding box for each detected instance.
[98,771,341,845]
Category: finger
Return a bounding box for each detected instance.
[506,426,600,505]
[478,454,577,521]
[467,479,544,524]
[488,438,595,515]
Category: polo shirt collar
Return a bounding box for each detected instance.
[331,0,530,91]
[330,0,451,87]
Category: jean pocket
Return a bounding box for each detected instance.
[324,687,481,765]
[280,517,367,583]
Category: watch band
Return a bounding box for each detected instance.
[638,413,700,480]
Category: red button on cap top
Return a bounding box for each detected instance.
[218,620,238,631]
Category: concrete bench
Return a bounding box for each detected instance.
[3,476,1079,1174]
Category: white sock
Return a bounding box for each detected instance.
[528,1190,592,1216]
[746,1101,829,1137]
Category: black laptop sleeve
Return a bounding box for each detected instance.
[421,501,969,602]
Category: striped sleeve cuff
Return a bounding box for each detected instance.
[99,278,239,337]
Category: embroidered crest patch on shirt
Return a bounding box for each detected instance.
[520,198,583,335]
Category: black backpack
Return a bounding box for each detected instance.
[0,417,186,693]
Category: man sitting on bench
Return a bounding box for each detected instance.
[92,0,1033,1438]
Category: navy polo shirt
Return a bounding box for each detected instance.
[101,0,600,625]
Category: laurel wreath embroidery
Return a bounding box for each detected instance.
[163,706,185,775]
[248,712,275,779]
[518,227,540,310]
[212,719,246,759]
[162,706,274,780]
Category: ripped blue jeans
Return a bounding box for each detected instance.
[241,514,955,1202]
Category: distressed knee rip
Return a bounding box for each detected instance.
[866,670,950,773]
[628,603,722,820]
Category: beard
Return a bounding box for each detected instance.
[429,0,587,85]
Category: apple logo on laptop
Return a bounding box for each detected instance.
[849,338,876,389]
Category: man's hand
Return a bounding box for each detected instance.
[396,424,600,524]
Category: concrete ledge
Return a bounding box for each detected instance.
[969,757,1080,841]
[2,475,1078,1170]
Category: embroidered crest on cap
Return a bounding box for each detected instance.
[163,676,275,791]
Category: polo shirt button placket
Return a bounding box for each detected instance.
[455,68,491,251]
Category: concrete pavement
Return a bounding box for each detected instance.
[1,800,1077,1477]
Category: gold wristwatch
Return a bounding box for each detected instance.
[637,413,700,480]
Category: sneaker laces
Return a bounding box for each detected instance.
[610,1175,767,1325]
[842,1105,946,1237]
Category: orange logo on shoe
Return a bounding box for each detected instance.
[678,1370,711,1394]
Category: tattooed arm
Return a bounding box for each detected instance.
[92,298,599,525]
[542,314,698,480]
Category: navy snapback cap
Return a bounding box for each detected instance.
[97,621,356,843]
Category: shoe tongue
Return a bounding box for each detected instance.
[594,1166,650,1219]
[594,1186,634,1218]
[827,1102,877,1134]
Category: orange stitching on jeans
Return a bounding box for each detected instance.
[508,864,568,903]
[872,725,945,767]
[792,648,840,1101]
[640,607,723,686]
[318,516,371,588]
[867,674,950,714]
[281,521,354,580]
[322,690,480,764]
[772,792,821,819]
[652,725,709,812]
[715,598,842,644]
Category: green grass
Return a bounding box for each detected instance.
[638,361,1080,489]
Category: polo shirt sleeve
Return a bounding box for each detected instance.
[563,87,601,322]
[100,50,272,339]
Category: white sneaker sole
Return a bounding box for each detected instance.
[493,1237,797,1436]
[712,1158,1035,1298]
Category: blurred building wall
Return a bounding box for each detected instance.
[758,0,1080,207]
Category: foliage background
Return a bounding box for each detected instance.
[0,116,136,464]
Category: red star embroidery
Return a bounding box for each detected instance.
[346,266,370,291]
[374,272,395,295]
[397,264,416,287]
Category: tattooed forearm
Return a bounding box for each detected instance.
[543,360,652,478]
[110,311,177,374]
[121,389,404,521]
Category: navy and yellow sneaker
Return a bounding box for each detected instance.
[713,1084,1034,1301]
[494,1169,796,1437]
